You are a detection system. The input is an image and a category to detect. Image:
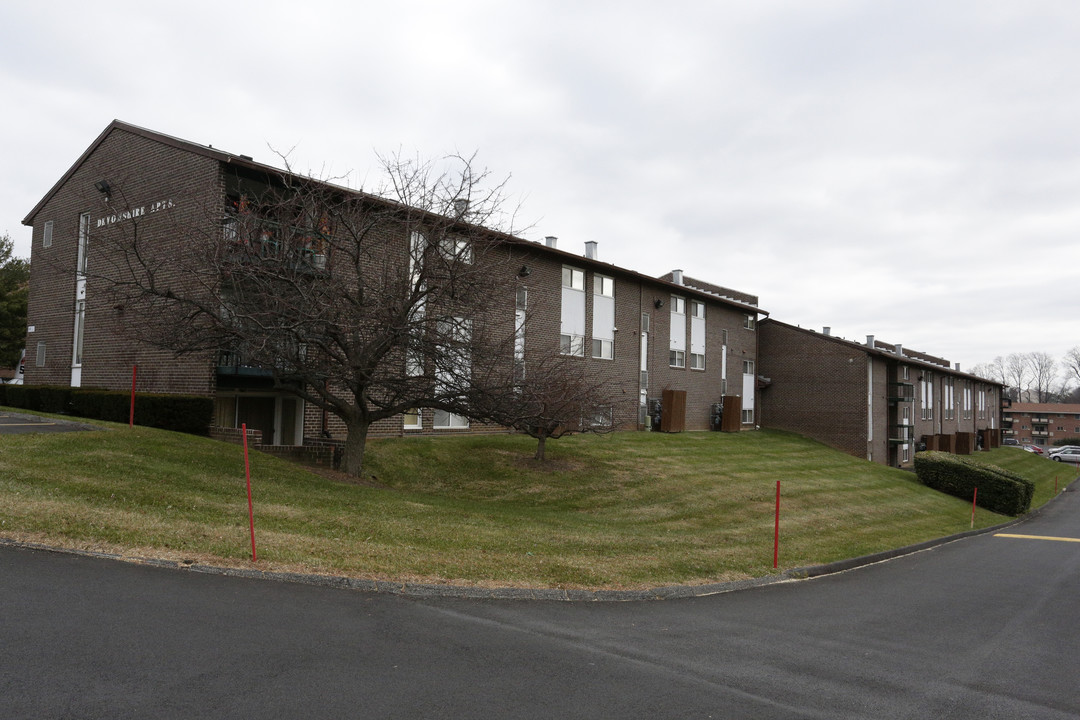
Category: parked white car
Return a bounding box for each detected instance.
[1051,448,1080,464]
[1048,445,1080,458]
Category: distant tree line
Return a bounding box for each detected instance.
[0,232,30,369]
[969,349,1080,403]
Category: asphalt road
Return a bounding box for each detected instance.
[0,411,94,434]
[2,488,1079,719]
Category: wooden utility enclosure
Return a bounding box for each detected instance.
[720,395,742,432]
[660,389,686,433]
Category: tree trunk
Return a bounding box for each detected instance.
[534,429,547,461]
[340,417,370,477]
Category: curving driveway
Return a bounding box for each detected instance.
[2,485,1079,718]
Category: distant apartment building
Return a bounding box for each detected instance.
[1001,403,1080,447]
[757,320,1003,468]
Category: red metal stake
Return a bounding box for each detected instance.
[129,365,137,428]
[971,487,978,529]
[774,480,781,569]
[242,423,257,562]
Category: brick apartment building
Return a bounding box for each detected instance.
[1001,403,1080,448]
[21,120,764,447]
[757,319,1003,468]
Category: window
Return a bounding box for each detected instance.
[942,377,954,421]
[438,235,472,264]
[43,220,53,248]
[901,365,909,380]
[669,295,685,367]
[689,301,705,371]
[589,405,614,428]
[514,287,527,382]
[35,341,46,367]
[744,314,756,330]
[77,212,90,276]
[921,373,934,421]
[592,274,614,359]
[902,446,910,463]
[72,300,86,366]
[403,408,422,430]
[742,408,754,423]
[743,360,754,374]
[560,266,585,356]
[433,410,469,429]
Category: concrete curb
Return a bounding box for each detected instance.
[3,483,1072,602]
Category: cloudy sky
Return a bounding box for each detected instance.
[2,1,1078,378]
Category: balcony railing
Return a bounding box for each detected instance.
[888,382,915,402]
[889,424,916,443]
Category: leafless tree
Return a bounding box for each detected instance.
[1026,351,1057,403]
[1064,347,1080,388]
[1004,353,1030,401]
[467,353,619,461]
[91,152,534,477]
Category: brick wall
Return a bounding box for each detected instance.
[758,320,870,458]
[24,126,219,395]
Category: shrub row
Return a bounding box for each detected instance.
[0,384,212,436]
[913,450,1034,516]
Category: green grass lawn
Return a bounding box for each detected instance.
[1,411,1073,590]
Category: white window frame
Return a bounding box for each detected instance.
[403,408,422,430]
[689,300,705,371]
[43,220,53,248]
[591,274,615,360]
[560,266,586,357]
[669,349,685,368]
[433,410,469,429]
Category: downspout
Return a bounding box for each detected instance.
[867,356,874,461]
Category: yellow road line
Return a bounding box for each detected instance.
[995,533,1080,544]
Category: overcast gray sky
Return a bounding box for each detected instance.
[2,0,1078,378]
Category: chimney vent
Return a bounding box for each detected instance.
[823,326,831,336]
[544,236,558,249]
[955,363,961,372]
[866,335,875,348]
[895,343,903,356]
[585,241,597,260]
[672,269,684,285]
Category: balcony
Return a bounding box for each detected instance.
[888,424,916,443]
[1032,417,1049,424]
[216,350,273,378]
[1032,429,1049,437]
[888,382,915,403]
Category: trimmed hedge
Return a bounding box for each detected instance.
[1,385,212,436]
[914,451,1034,516]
